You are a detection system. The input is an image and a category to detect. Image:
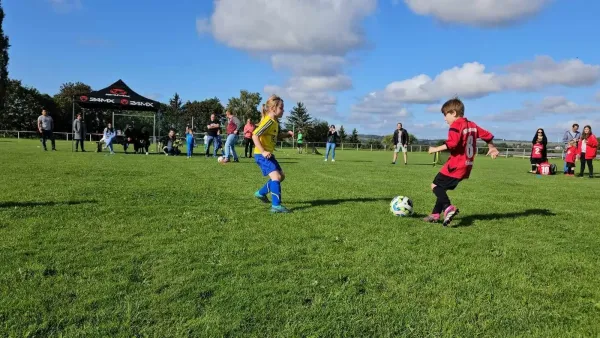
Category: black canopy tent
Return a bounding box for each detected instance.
[72,79,160,152]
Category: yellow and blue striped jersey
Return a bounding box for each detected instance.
[253,116,278,154]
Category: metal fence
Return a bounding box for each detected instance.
[3,130,598,159]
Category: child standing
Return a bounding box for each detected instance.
[577,125,597,178]
[564,140,577,176]
[425,98,499,226]
[252,95,294,213]
[186,128,195,158]
[530,136,545,173]
[297,130,303,154]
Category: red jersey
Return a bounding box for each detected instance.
[537,162,553,175]
[531,143,544,159]
[440,117,494,180]
[577,134,598,160]
[565,145,577,163]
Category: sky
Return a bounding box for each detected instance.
[4,0,600,140]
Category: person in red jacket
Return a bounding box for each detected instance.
[577,125,597,178]
[426,98,499,226]
[530,136,545,173]
[564,139,577,176]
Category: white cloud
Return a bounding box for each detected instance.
[354,56,600,113]
[198,0,376,116]
[485,96,600,122]
[271,54,346,76]
[197,0,376,55]
[404,0,551,27]
[48,0,82,13]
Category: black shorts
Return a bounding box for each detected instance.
[433,172,461,191]
[530,158,544,165]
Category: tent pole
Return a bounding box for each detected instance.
[153,113,157,153]
[71,96,75,152]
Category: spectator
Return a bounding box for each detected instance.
[123,124,135,153]
[163,129,180,156]
[37,109,55,151]
[392,122,409,165]
[137,127,150,155]
[243,119,255,158]
[72,113,86,152]
[533,128,548,158]
[103,123,116,154]
[297,129,304,154]
[186,127,195,158]
[324,125,339,162]
[205,114,221,157]
[577,125,597,178]
[223,111,241,163]
[562,123,580,173]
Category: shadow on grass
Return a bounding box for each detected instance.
[453,208,556,227]
[0,200,97,208]
[293,197,390,211]
[338,160,374,163]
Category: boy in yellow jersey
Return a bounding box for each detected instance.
[252,95,294,213]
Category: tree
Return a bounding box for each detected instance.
[285,102,312,135]
[306,119,329,143]
[408,133,418,144]
[0,1,10,109]
[169,93,182,111]
[157,93,185,135]
[0,79,56,132]
[182,97,224,132]
[348,128,360,144]
[366,138,383,149]
[53,82,92,132]
[226,90,262,123]
[338,125,347,142]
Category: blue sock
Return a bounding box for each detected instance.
[258,180,271,196]
[268,180,281,206]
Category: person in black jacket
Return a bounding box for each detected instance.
[324,125,339,162]
[392,123,409,165]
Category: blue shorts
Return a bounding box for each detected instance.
[255,154,282,176]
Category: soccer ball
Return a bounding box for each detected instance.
[217,156,224,163]
[390,196,414,217]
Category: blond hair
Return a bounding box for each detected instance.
[262,94,283,117]
[441,97,465,117]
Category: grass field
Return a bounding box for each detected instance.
[1,139,600,337]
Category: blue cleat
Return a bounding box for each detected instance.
[254,191,270,204]
[270,205,291,213]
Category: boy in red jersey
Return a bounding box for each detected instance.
[425,98,499,226]
[564,139,577,176]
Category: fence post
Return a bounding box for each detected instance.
[505,148,508,158]
[342,143,344,151]
[371,144,373,151]
[17,131,20,139]
[522,148,525,158]
[356,144,359,151]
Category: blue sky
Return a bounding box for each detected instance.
[4,0,600,140]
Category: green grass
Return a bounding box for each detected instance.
[1,139,599,337]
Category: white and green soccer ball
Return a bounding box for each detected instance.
[390,196,414,217]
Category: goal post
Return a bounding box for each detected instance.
[112,112,157,152]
